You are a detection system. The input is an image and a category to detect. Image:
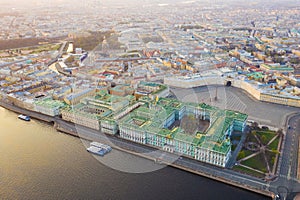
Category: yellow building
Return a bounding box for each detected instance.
[260,93,300,107]
[64,88,96,105]
[61,108,101,130]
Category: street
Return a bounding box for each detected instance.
[171,86,300,128]
[1,84,300,199]
[270,114,300,200]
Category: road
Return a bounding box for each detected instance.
[46,41,67,66]
[226,126,250,168]
[270,114,300,200]
[0,100,54,122]
[56,118,271,195]
[56,107,300,199]
[171,85,300,128]
[2,84,300,198]
[170,85,300,199]
[0,100,272,196]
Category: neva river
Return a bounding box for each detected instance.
[0,107,269,200]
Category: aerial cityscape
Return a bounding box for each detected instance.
[0,0,300,199]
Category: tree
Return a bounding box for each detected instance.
[238,151,246,160]
[271,149,280,154]
[271,157,275,165]
[261,135,267,144]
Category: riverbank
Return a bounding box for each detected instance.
[0,100,274,199]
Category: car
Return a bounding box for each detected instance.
[275,194,281,200]
[288,125,291,129]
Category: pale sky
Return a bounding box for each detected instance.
[0,0,298,10]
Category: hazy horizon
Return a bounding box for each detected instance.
[0,0,299,19]
[0,0,299,6]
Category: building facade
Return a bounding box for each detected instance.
[34,98,66,116]
[117,98,247,167]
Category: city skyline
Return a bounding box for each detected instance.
[0,0,300,199]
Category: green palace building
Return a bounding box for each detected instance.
[116,97,247,168]
[61,90,247,168]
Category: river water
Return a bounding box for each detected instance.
[0,107,269,200]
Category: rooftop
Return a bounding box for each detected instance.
[34,98,67,108]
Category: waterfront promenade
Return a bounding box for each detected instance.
[2,82,300,199]
[0,100,274,198]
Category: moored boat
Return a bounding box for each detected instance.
[87,146,106,156]
[87,142,112,156]
[90,142,112,152]
[18,114,31,121]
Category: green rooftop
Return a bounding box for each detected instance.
[118,94,247,155]
[34,98,67,109]
[260,64,294,72]
[246,72,264,80]
[64,103,112,120]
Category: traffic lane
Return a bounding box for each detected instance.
[71,123,269,189]
[60,120,268,189]
[173,86,300,127]
[1,101,295,192]
[271,115,300,196]
[283,116,300,179]
[275,115,298,180]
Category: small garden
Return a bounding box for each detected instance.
[233,125,283,179]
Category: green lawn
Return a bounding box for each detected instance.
[256,130,277,145]
[237,149,253,160]
[233,165,265,178]
[265,151,277,168]
[241,153,267,173]
[234,129,280,178]
[244,150,253,157]
[268,136,280,151]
